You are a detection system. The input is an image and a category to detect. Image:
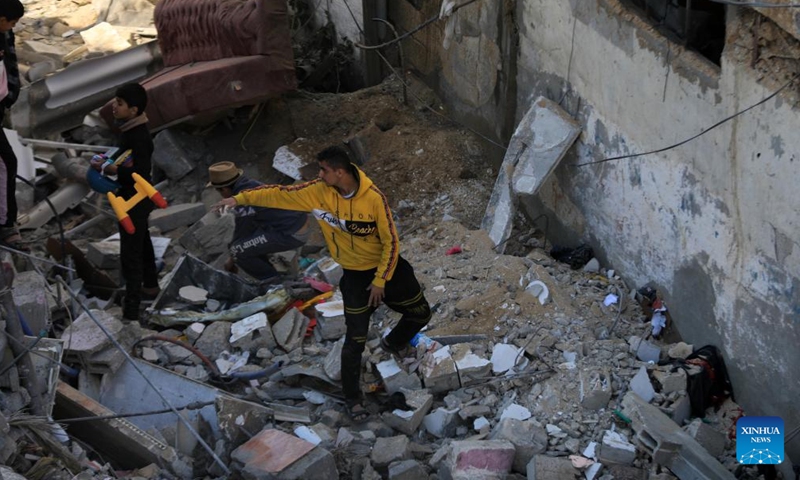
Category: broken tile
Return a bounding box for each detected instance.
[630,366,655,403]
[490,343,521,374]
[231,429,315,476]
[382,388,433,435]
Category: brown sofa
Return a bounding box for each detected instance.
[105,0,296,130]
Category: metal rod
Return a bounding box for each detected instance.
[58,401,215,424]
[19,138,114,153]
[372,18,406,105]
[54,277,231,476]
[0,245,75,271]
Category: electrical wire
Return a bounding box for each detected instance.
[341,0,507,151]
[574,72,800,167]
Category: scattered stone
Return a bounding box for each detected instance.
[388,459,426,480]
[179,211,235,262]
[178,285,208,305]
[458,405,491,421]
[423,407,460,438]
[324,338,343,381]
[653,369,687,394]
[420,346,460,394]
[152,129,210,181]
[580,369,612,410]
[13,271,52,334]
[670,394,692,426]
[473,416,490,432]
[526,454,579,480]
[630,366,655,403]
[489,419,547,473]
[382,388,433,435]
[450,343,492,387]
[314,312,346,341]
[316,257,343,286]
[194,322,232,359]
[61,309,122,358]
[668,342,693,359]
[336,428,355,448]
[149,203,206,233]
[583,258,600,273]
[216,396,272,446]
[499,403,531,421]
[376,357,421,394]
[598,430,636,465]
[141,347,159,362]
[684,419,726,457]
[371,435,411,468]
[272,308,309,352]
[87,241,120,269]
[441,440,515,479]
[184,322,205,343]
[629,336,660,363]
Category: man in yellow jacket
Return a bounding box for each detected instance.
[214,146,431,421]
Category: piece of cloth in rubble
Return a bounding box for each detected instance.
[228,175,308,279]
[650,298,668,336]
[233,166,401,288]
[680,345,734,417]
[550,244,594,270]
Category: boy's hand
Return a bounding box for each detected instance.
[367,284,385,307]
[212,197,237,213]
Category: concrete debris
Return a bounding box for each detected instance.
[382,388,433,435]
[582,258,600,273]
[423,407,460,438]
[231,429,337,480]
[87,240,120,269]
[371,435,411,468]
[684,418,726,458]
[12,271,52,334]
[178,285,208,305]
[580,369,612,410]
[313,301,346,341]
[272,143,311,181]
[500,403,531,421]
[61,309,123,359]
[179,211,236,262]
[376,357,421,394]
[630,366,655,403]
[420,346,460,394]
[149,203,207,233]
[450,343,492,386]
[230,312,268,343]
[598,430,636,465]
[527,454,580,480]
[668,342,694,359]
[652,369,687,394]
[152,129,208,181]
[273,308,310,352]
[388,459,427,480]
[441,440,515,479]
[629,336,661,363]
[489,418,547,473]
[323,338,343,381]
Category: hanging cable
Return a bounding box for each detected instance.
[574,72,800,167]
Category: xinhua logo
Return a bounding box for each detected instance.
[736,416,784,465]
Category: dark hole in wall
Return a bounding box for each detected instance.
[622,0,726,65]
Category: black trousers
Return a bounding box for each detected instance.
[119,201,158,319]
[0,116,18,228]
[340,256,431,400]
[231,228,304,280]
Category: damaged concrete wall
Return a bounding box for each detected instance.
[321,0,800,463]
[310,0,364,56]
[516,0,800,463]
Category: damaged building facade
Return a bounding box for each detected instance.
[315,0,800,464]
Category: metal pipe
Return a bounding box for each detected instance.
[54,277,231,476]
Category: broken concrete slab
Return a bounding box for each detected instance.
[441,440,515,480]
[526,454,579,480]
[371,435,411,468]
[19,182,91,231]
[630,366,655,403]
[388,459,427,480]
[323,338,343,381]
[149,203,206,233]
[179,285,208,305]
[179,211,236,262]
[489,419,547,473]
[500,403,531,421]
[382,388,433,435]
[423,407,460,438]
[152,129,209,181]
[580,369,612,410]
[216,396,272,447]
[87,240,120,269]
[376,357,421,394]
[420,346,460,394]
[12,271,52,334]
[231,429,315,478]
[272,308,309,352]
[194,321,232,360]
[231,314,277,353]
[490,343,521,374]
[314,312,346,341]
[481,97,580,251]
[653,369,687,394]
[449,344,491,387]
[272,143,311,181]
[629,336,660,363]
[684,419,726,458]
[621,392,735,480]
[598,430,636,465]
[54,381,177,469]
[61,309,123,358]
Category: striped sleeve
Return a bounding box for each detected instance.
[370,185,399,288]
[233,179,322,212]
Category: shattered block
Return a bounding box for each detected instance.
[316,257,342,286]
[652,369,687,394]
[152,129,209,181]
[272,308,309,352]
[61,310,123,359]
[580,369,612,410]
[450,344,491,387]
[324,338,343,381]
[420,346,459,394]
[314,314,346,341]
[232,429,337,480]
[382,388,433,435]
[630,366,655,403]
[230,313,277,353]
[149,203,206,233]
[526,454,579,480]
[371,435,411,468]
[670,394,692,426]
[179,211,235,262]
[489,419,547,473]
[423,407,460,438]
[376,357,421,395]
[441,440,515,480]
[12,271,51,334]
[490,343,521,374]
[684,419,726,458]
[216,396,272,446]
[598,430,636,465]
[87,241,120,269]
[388,459,427,480]
[194,322,232,359]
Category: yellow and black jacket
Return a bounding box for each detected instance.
[232,166,399,287]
